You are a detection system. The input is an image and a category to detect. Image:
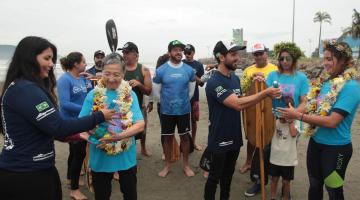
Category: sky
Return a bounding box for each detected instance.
[0,0,358,64]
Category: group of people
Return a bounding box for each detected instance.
[0,35,359,200]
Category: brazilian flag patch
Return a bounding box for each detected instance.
[36,101,49,112]
[324,171,344,188]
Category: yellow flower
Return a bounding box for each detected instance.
[321,102,331,112]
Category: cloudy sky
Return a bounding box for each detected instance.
[0,0,358,64]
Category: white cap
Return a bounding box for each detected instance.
[251,43,267,53]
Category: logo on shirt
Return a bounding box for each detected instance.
[170,73,184,78]
[36,101,49,112]
[36,108,56,121]
[215,86,227,97]
[33,151,54,162]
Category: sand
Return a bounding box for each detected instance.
[1,90,360,200]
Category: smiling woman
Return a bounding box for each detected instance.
[0,36,116,200]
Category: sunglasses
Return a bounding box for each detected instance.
[253,52,264,57]
[279,56,293,62]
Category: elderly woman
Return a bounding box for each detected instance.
[79,53,144,200]
[277,40,360,200]
[0,36,115,200]
[266,42,309,200]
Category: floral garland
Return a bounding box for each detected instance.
[92,79,133,155]
[303,66,358,136]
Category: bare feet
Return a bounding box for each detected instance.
[194,144,203,151]
[141,149,152,157]
[203,171,209,178]
[70,189,87,200]
[113,172,119,180]
[239,164,251,174]
[183,166,195,177]
[158,166,171,178]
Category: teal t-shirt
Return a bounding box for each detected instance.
[313,80,360,145]
[266,71,309,107]
[79,89,143,172]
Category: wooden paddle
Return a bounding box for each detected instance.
[105,19,118,53]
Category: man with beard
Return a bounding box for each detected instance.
[119,42,153,157]
[153,40,196,177]
[203,41,281,200]
[85,50,105,78]
[240,43,278,197]
[182,44,205,151]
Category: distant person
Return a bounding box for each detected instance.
[84,50,105,82]
[183,44,205,151]
[277,40,360,200]
[79,53,145,200]
[0,36,115,200]
[153,40,196,177]
[119,42,153,157]
[241,43,278,197]
[58,52,92,200]
[203,41,281,200]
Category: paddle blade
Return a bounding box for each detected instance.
[105,19,118,52]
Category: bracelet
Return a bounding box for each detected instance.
[300,113,305,121]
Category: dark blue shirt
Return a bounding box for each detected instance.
[0,80,105,172]
[183,59,204,102]
[205,71,243,153]
[86,66,101,76]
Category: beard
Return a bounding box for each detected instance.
[224,62,236,71]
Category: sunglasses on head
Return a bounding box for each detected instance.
[279,56,293,62]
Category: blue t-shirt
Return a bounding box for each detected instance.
[313,80,360,145]
[205,71,243,153]
[79,89,143,172]
[266,71,309,107]
[153,61,195,115]
[57,72,92,119]
[183,59,204,102]
[0,80,105,172]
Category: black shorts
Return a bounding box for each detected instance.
[269,163,295,180]
[160,113,191,136]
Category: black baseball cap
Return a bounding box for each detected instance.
[168,40,185,52]
[184,44,195,53]
[94,50,105,57]
[213,41,246,58]
[118,42,139,53]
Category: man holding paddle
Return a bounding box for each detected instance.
[241,43,278,197]
[203,41,281,200]
[119,42,153,157]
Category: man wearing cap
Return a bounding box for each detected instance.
[152,40,196,177]
[240,43,278,197]
[85,50,105,79]
[119,42,153,157]
[183,44,205,151]
[203,41,280,200]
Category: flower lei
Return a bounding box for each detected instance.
[303,66,358,136]
[92,79,133,155]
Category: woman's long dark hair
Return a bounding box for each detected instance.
[1,36,58,105]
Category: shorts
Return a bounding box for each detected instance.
[191,101,200,122]
[160,113,191,136]
[269,163,294,180]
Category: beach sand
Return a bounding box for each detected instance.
[1,88,360,200]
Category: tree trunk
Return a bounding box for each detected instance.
[318,22,322,57]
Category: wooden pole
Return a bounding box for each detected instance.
[254,81,266,200]
[259,82,266,200]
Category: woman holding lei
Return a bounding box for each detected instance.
[79,53,144,200]
[277,40,360,200]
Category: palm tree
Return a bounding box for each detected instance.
[314,11,332,57]
[339,9,360,59]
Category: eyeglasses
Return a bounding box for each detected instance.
[279,56,293,62]
[102,72,122,78]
